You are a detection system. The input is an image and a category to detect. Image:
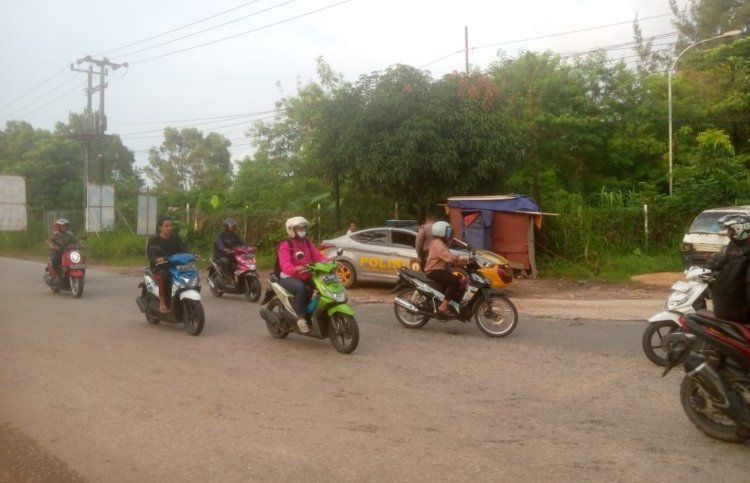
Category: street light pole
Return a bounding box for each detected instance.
[667,29,742,195]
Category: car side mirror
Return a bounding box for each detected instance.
[336,248,343,256]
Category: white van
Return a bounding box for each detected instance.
[682,205,750,266]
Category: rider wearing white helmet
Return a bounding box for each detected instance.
[424,221,468,316]
[277,216,330,333]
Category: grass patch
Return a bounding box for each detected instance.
[540,251,683,282]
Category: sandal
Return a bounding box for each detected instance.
[159,306,170,314]
[437,308,453,318]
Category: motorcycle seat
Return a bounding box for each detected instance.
[400,268,432,283]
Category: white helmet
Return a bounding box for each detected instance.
[285,216,309,238]
[431,221,452,238]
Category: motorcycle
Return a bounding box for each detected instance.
[663,311,750,443]
[259,255,359,354]
[207,245,262,302]
[135,253,205,336]
[43,242,86,298]
[393,252,518,338]
[642,266,711,366]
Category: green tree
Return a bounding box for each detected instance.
[144,127,232,193]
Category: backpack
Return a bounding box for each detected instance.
[712,252,750,321]
[273,238,313,277]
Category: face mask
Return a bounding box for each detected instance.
[296,230,307,239]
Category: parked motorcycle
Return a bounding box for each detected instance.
[43,242,86,298]
[663,311,750,443]
[259,256,359,354]
[207,245,262,302]
[393,252,518,338]
[642,266,711,366]
[135,253,205,336]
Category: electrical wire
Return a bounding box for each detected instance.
[116,0,299,59]
[0,66,70,115]
[97,0,267,56]
[419,12,674,69]
[1,75,82,120]
[126,0,354,65]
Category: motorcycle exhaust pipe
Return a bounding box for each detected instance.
[395,297,433,317]
[395,297,419,313]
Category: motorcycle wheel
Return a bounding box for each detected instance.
[393,288,430,328]
[264,299,289,339]
[680,375,748,443]
[641,320,680,366]
[328,313,359,354]
[70,277,84,298]
[335,261,356,289]
[181,299,205,336]
[244,276,262,303]
[44,269,60,293]
[208,272,223,297]
[473,294,518,337]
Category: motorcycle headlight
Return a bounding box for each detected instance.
[248,264,256,270]
[70,251,81,263]
[187,277,199,288]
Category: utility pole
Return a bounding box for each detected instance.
[70,55,127,231]
[464,26,469,74]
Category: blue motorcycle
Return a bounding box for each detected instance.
[136,253,205,336]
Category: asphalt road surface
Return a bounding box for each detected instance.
[1,256,749,482]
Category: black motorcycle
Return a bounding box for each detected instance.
[663,310,750,442]
[393,253,518,337]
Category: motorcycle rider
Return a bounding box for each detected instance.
[415,212,436,271]
[424,221,468,317]
[706,213,750,322]
[48,218,78,284]
[147,215,188,314]
[277,216,329,333]
[214,217,247,283]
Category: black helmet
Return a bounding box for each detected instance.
[223,218,238,229]
[719,213,750,242]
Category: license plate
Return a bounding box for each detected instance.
[321,274,340,283]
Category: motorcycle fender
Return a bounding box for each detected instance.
[179,289,201,301]
[326,303,355,317]
[391,278,413,293]
[479,287,508,299]
[647,311,681,324]
[68,269,85,278]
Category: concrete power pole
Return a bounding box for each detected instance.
[70,55,127,230]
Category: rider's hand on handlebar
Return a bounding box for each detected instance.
[295,265,305,273]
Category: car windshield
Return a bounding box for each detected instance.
[688,211,735,234]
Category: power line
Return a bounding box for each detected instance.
[116,0,299,59]
[97,0,267,56]
[127,0,355,65]
[21,82,88,119]
[109,109,280,126]
[1,75,81,120]
[0,66,70,114]
[419,12,673,69]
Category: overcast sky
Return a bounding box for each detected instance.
[0,0,685,166]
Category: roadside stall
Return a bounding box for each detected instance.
[446,195,551,277]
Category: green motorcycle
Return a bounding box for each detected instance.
[259,259,359,354]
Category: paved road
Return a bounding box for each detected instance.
[1,256,748,482]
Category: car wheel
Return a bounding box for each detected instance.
[336,261,356,289]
